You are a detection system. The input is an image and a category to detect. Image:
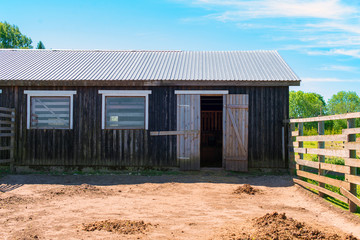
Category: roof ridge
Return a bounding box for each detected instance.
[0,49,277,53]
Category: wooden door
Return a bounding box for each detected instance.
[177,94,201,170]
[223,94,249,171]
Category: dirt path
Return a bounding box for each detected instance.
[0,172,359,239]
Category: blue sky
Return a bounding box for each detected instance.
[1,0,359,100]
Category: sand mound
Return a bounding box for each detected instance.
[236,212,358,240]
[82,220,151,235]
[233,184,258,195]
[44,184,112,197]
[0,195,34,208]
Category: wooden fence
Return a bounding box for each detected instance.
[0,107,15,170]
[288,112,360,213]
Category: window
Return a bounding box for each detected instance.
[24,91,76,129]
[99,90,152,130]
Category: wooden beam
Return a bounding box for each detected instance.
[150,130,199,136]
[344,142,360,150]
[344,158,360,168]
[227,104,248,109]
[0,107,15,112]
[345,174,360,185]
[0,133,15,137]
[294,178,348,203]
[291,130,299,137]
[296,159,319,168]
[0,146,13,151]
[0,113,14,118]
[294,148,307,154]
[297,170,350,189]
[290,112,360,123]
[0,159,13,164]
[342,128,360,135]
[306,148,348,158]
[291,142,299,148]
[320,162,350,174]
[296,134,347,142]
[340,187,360,208]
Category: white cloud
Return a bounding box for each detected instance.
[320,65,357,72]
[192,0,356,20]
[302,77,360,82]
[307,49,360,58]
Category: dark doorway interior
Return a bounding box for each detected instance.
[200,96,223,167]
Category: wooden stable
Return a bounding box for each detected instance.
[0,50,300,171]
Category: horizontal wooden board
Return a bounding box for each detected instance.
[321,162,350,174]
[296,135,347,142]
[292,130,299,137]
[0,159,13,164]
[0,127,14,131]
[293,178,348,203]
[296,159,319,168]
[0,146,13,151]
[294,148,306,154]
[344,142,360,150]
[344,158,360,168]
[150,130,199,136]
[0,120,15,125]
[0,133,14,137]
[340,187,360,207]
[290,112,360,123]
[306,148,348,158]
[345,174,360,185]
[296,160,350,174]
[0,107,15,112]
[290,142,299,147]
[297,170,350,189]
[0,113,14,118]
[227,104,248,109]
[342,128,360,135]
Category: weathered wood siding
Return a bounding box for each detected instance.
[0,86,289,169]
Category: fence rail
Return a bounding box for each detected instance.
[0,107,15,169]
[288,112,360,213]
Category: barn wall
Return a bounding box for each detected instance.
[0,85,289,169]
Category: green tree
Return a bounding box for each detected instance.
[36,41,45,49]
[289,91,326,118]
[327,91,360,131]
[0,21,33,49]
[289,91,326,133]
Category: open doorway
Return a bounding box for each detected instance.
[200,96,223,168]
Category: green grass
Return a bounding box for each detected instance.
[301,177,360,216]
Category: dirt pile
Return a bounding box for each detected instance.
[44,184,112,197]
[0,195,33,208]
[232,212,358,240]
[82,220,151,234]
[233,184,259,195]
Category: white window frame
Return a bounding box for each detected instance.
[98,90,152,130]
[174,90,229,95]
[24,90,77,129]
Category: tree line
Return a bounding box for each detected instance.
[0,21,45,49]
[290,91,360,133]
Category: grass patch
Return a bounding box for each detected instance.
[301,176,360,216]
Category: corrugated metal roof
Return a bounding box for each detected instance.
[0,49,300,81]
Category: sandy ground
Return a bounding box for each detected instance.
[0,171,359,239]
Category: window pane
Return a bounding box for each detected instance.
[106,97,145,129]
[31,97,70,129]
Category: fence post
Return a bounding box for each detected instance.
[298,123,304,162]
[289,123,295,171]
[318,121,325,197]
[347,118,357,213]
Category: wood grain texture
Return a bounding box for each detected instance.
[223,94,249,171]
[1,86,289,169]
